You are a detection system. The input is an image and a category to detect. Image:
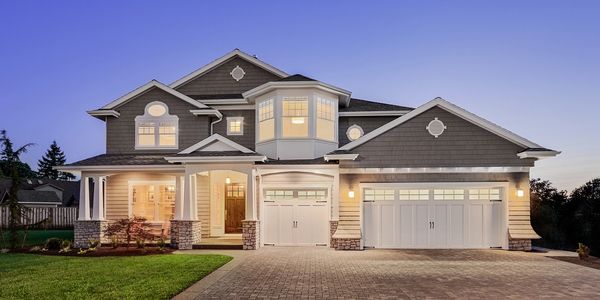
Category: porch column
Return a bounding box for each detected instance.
[174,175,185,220]
[92,176,106,220]
[78,176,91,220]
[245,169,256,220]
[182,173,197,220]
[242,168,260,250]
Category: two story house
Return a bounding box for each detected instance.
[58,49,559,250]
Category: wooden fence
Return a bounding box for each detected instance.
[0,207,77,229]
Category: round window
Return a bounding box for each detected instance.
[346,125,364,141]
[147,103,167,117]
[426,118,446,138]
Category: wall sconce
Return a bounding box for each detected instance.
[516,189,524,198]
[225,177,231,184]
[348,190,355,199]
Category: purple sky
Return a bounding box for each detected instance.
[1,1,598,192]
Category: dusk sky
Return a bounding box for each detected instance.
[1,1,598,192]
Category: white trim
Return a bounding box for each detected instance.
[226,117,244,136]
[230,65,246,81]
[170,49,288,88]
[19,202,63,205]
[517,150,561,159]
[243,81,352,107]
[340,166,530,174]
[346,124,364,141]
[339,97,544,150]
[164,155,267,163]
[198,99,248,105]
[179,134,254,154]
[99,80,209,110]
[189,109,223,118]
[54,165,184,172]
[324,154,359,161]
[87,110,120,118]
[210,105,255,110]
[338,111,410,117]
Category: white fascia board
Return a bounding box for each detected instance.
[242,81,352,106]
[100,80,208,110]
[339,97,543,151]
[340,166,531,174]
[517,150,561,159]
[210,105,255,110]
[87,110,120,118]
[169,49,288,89]
[323,154,359,161]
[198,99,248,105]
[338,111,410,117]
[179,133,254,154]
[189,109,223,118]
[164,155,267,163]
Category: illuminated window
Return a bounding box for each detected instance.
[364,189,395,201]
[316,97,335,141]
[258,99,274,142]
[131,183,175,222]
[398,189,429,200]
[135,102,178,149]
[282,97,309,138]
[469,188,502,201]
[227,117,244,135]
[434,189,465,200]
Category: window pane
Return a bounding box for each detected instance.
[316,118,335,141]
[159,134,176,146]
[131,184,175,222]
[282,117,308,137]
[139,134,155,146]
[259,118,274,141]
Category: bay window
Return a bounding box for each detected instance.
[316,97,335,141]
[258,99,274,141]
[135,102,178,149]
[282,97,308,138]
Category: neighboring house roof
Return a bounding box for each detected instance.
[169,49,289,89]
[34,183,64,191]
[16,190,61,204]
[339,97,560,158]
[0,178,79,206]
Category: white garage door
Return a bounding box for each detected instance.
[263,189,330,246]
[363,184,505,249]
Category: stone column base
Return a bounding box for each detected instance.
[509,238,532,251]
[242,220,260,250]
[335,238,362,250]
[329,221,339,249]
[170,220,202,250]
[74,220,108,248]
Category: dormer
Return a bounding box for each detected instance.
[243,75,351,160]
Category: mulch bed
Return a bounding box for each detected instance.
[14,246,174,257]
[551,256,600,270]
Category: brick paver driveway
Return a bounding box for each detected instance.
[177,247,600,299]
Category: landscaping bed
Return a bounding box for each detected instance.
[15,245,174,256]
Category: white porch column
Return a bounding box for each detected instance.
[91,176,106,220]
[182,173,198,220]
[245,169,256,220]
[174,175,185,220]
[78,176,91,220]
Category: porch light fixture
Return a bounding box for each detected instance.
[225,177,231,184]
[291,117,305,124]
[516,189,524,198]
[348,190,355,199]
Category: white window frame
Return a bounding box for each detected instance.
[226,117,244,136]
[281,96,309,139]
[135,101,179,150]
[316,96,336,142]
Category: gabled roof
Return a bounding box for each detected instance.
[339,97,560,158]
[340,98,413,112]
[277,74,316,82]
[96,80,209,111]
[170,49,289,89]
[179,134,254,154]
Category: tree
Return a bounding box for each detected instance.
[0,130,34,249]
[0,130,36,179]
[37,140,75,180]
[530,178,569,248]
[569,178,600,256]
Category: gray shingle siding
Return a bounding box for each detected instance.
[338,116,397,146]
[341,106,535,168]
[175,56,282,96]
[106,87,210,154]
[212,110,256,150]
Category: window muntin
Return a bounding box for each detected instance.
[282,97,309,138]
[227,117,244,135]
[258,99,274,142]
[434,189,465,200]
[398,189,429,200]
[131,184,175,222]
[135,102,178,149]
[469,188,501,201]
[316,97,335,141]
[364,189,395,201]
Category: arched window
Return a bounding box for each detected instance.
[135,101,179,149]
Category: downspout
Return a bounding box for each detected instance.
[210,114,223,135]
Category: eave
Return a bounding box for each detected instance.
[242,81,352,107]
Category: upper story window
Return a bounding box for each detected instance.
[135,101,178,149]
[282,97,309,138]
[258,99,274,142]
[227,117,244,135]
[316,97,335,141]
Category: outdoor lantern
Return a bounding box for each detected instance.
[348,190,355,199]
[516,189,524,197]
[225,177,231,184]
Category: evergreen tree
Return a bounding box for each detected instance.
[37,140,75,180]
[0,130,36,178]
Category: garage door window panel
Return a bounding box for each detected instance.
[434,189,465,200]
[364,189,395,201]
[398,189,429,200]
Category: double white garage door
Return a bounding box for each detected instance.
[363,184,506,249]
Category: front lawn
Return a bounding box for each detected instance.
[1,229,73,248]
[0,253,232,299]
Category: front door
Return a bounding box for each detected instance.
[225,183,245,233]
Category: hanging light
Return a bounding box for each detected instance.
[225,177,231,184]
[291,117,305,124]
[348,190,355,199]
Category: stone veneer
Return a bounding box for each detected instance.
[335,238,362,250]
[170,220,202,250]
[242,220,260,250]
[74,220,108,248]
[508,238,532,251]
[329,221,339,249]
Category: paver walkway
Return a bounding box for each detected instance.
[175,247,600,299]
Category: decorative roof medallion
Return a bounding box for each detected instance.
[230,65,246,81]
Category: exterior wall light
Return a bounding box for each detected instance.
[516,189,524,198]
[348,190,355,199]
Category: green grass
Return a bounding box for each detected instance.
[0,230,74,248]
[0,253,232,300]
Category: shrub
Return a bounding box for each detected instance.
[136,237,146,249]
[88,239,99,250]
[106,217,151,248]
[157,235,167,251]
[29,246,42,252]
[59,240,72,253]
[577,243,590,260]
[44,238,63,251]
